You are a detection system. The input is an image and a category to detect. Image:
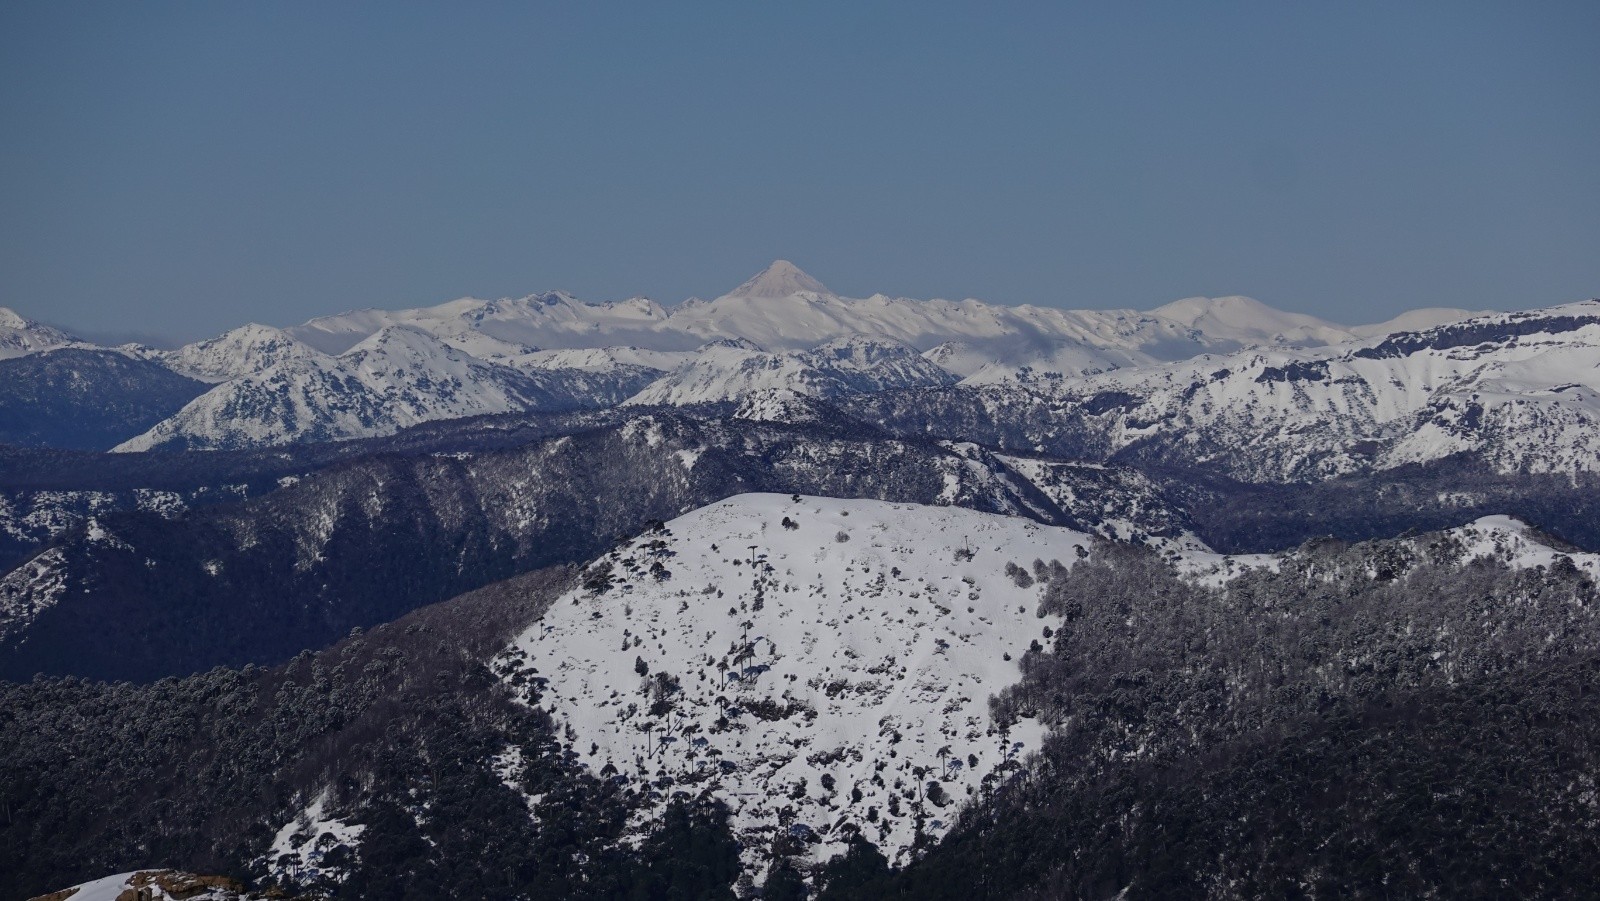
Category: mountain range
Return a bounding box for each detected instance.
[5,260,1571,462]
[5,262,1600,900]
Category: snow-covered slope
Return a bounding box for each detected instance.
[114,353,387,451]
[503,494,1600,879]
[625,336,958,406]
[1146,295,1450,349]
[1347,306,1486,339]
[261,790,367,887]
[288,292,677,354]
[983,301,1600,479]
[1444,514,1600,577]
[504,494,1093,872]
[1150,295,1354,346]
[0,306,77,360]
[340,325,548,422]
[516,345,684,373]
[996,455,1207,550]
[116,325,661,451]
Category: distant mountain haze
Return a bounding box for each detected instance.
[4,262,1591,468]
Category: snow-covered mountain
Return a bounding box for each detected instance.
[0,262,1579,457]
[0,306,77,360]
[115,325,660,451]
[874,301,1600,481]
[501,493,1600,882]
[506,493,1095,873]
[285,261,1466,366]
[288,292,678,355]
[161,323,331,382]
[625,336,958,406]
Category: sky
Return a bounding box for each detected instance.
[1,2,1597,345]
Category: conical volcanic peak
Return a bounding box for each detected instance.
[724,260,833,298]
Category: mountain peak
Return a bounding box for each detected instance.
[724,260,833,298]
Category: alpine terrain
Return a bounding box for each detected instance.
[4,262,1599,900]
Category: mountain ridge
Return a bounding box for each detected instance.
[0,265,1587,458]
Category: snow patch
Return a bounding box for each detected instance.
[263,790,366,886]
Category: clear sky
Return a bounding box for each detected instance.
[1,1,1596,344]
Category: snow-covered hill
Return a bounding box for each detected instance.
[504,494,1094,873]
[0,348,209,450]
[501,493,1600,881]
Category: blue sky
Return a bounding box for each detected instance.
[1,1,1596,343]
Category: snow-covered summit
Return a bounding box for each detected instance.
[0,306,77,360]
[722,260,834,299]
[162,323,328,383]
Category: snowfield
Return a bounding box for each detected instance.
[505,494,1094,872]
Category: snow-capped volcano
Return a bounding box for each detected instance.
[722,259,835,299]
